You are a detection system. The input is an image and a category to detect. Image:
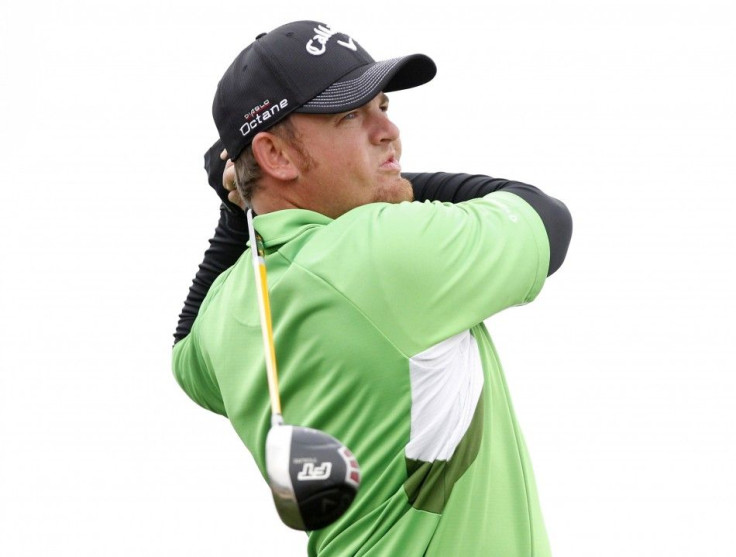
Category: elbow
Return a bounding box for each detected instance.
[546,200,573,276]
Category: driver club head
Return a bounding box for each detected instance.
[266,423,361,531]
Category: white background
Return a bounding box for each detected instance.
[1,0,734,555]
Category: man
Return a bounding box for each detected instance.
[173,20,572,556]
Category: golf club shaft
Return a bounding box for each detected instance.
[247,209,282,418]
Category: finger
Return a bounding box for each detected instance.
[228,190,246,210]
[223,163,237,191]
[220,148,229,161]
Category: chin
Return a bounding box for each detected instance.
[379,176,414,204]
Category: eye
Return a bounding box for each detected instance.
[340,111,359,122]
[379,93,390,112]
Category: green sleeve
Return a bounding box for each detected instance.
[172,333,227,416]
[171,272,231,417]
[321,191,550,355]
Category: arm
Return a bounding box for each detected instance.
[407,172,528,203]
[316,192,560,355]
[173,148,571,343]
[173,206,248,343]
[173,140,248,344]
[406,172,572,275]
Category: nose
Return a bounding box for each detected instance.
[369,109,400,145]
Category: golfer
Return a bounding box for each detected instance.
[173,20,572,556]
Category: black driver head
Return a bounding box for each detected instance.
[266,424,361,530]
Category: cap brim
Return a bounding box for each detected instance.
[295,54,436,114]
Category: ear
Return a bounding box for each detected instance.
[251,132,299,181]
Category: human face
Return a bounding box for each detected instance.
[287,93,413,219]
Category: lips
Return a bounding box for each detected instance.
[381,155,401,172]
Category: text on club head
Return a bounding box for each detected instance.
[297,462,332,481]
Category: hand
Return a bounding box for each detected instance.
[220,149,245,209]
[203,139,244,214]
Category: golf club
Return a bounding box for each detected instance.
[247,209,361,531]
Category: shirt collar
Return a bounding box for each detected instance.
[251,209,333,250]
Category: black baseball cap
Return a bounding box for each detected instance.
[212,21,437,161]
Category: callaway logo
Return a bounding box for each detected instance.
[306,24,357,56]
[297,462,332,481]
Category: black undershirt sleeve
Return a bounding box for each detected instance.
[173,144,572,343]
[173,140,247,344]
[173,205,248,343]
[407,172,525,202]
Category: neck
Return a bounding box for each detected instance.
[250,186,302,215]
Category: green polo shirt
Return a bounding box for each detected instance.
[173,191,551,556]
